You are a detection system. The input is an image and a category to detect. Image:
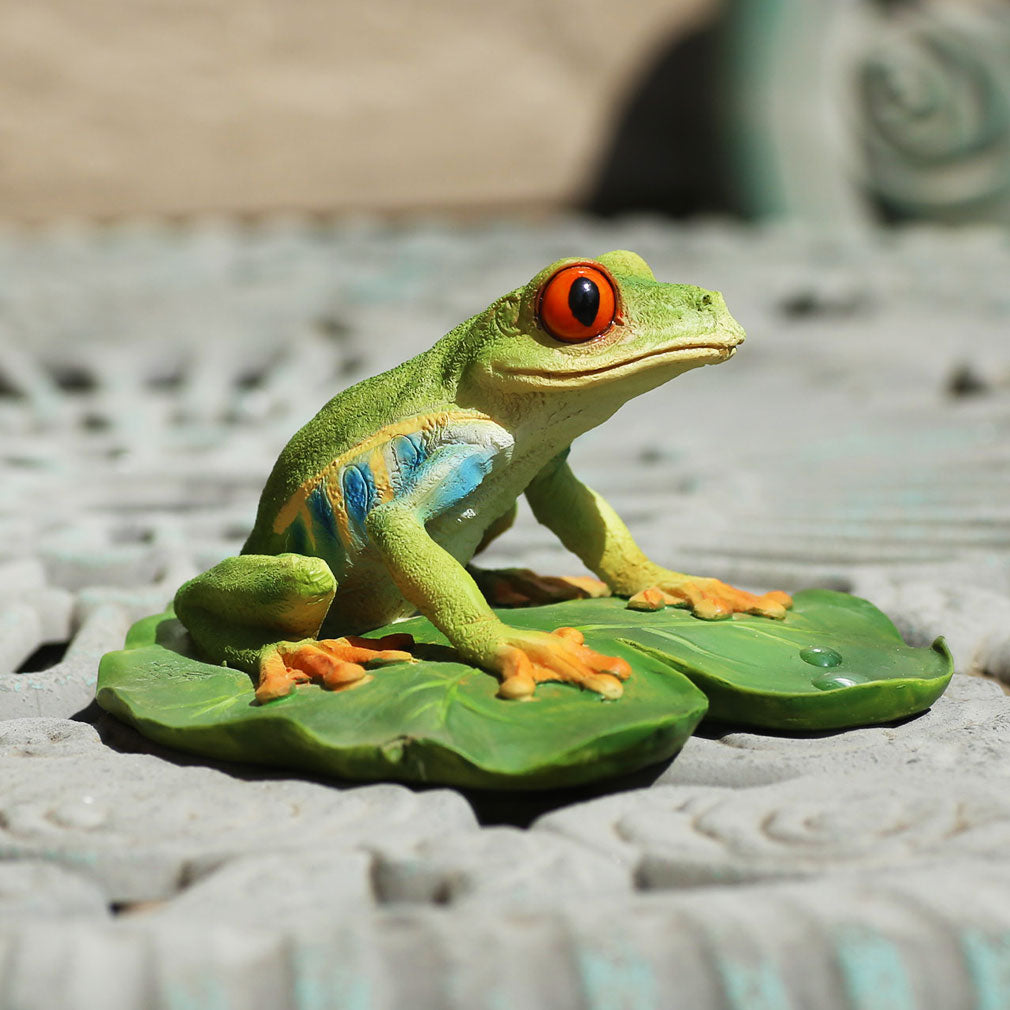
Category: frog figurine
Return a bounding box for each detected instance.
[175,251,791,704]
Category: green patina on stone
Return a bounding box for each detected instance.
[97,590,952,790]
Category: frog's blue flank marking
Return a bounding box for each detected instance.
[306,481,341,554]
[271,408,508,563]
[425,447,495,515]
[342,465,377,525]
[307,482,335,530]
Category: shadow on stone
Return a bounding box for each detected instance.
[73,694,678,827]
[16,640,69,672]
[583,17,734,218]
[460,755,676,829]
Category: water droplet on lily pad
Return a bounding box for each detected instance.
[800,646,843,668]
[812,671,871,691]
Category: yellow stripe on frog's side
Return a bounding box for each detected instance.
[272,409,494,537]
[299,502,318,550]
[368,445,394,503]
[317,475,352,548]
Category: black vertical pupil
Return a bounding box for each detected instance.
[568,277,600,327]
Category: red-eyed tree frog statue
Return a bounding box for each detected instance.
[174,251,792,704]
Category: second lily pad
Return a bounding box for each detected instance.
[375,589,952,731]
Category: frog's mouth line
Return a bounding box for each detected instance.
[502,343,736,382]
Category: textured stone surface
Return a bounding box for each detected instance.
[0,604,132,719]
[657,673,1010,788]
[0,718,476,903]
[145,851,376,926]
[2,217,1010,1007]
[0,860,110,920]
[536,770,1010,886]
[371,825,632,908]
[4,865,1010,1010]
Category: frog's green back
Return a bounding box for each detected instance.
[245,341,458,552]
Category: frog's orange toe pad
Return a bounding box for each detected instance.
[763,590,794,610]
[495,627,630,702]
[255,634,414,703]
[627,587,674,612]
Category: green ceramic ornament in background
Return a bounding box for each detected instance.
[97,591,952,790]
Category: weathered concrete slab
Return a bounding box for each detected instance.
[4,863,1010,1009]
[0,718,477,903]
[657,673,1010,788]
[536,770,1010,886]
[1,217,1009,1007]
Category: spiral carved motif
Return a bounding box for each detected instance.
[853,4,1010,221]
[541,775,1010,889]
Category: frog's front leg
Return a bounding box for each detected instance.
[173,554,413,702]
[363,444,630,701]
[525,456,792,620]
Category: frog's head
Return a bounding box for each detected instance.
[456,251,745,419]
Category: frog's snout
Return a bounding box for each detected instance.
[722,317,746,348]
[702,289,745,348]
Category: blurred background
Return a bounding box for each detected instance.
[3,0,1008,226]
[3,0,1010,688]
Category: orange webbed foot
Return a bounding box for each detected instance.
[255,633,415,703]
[494,626,631,701]
[628,579,792,620]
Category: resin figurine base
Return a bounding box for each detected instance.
[97,591,951,791]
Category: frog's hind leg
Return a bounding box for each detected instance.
[468,505,610,607]
[173,553,413,703]
[468,566,611,607]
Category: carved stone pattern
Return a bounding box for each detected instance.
[1,217,1010,1007]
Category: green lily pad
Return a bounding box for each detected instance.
[97,589,952,790]
[97,611,709,791]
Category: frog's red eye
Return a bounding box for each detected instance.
[538,265,617,343]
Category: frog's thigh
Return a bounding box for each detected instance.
[174,553,337,662]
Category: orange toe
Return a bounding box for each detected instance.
[627,587,674,612]
[498,647,537,700]
[762,590,794,611]
[628,578,792,620]
[255,633,414,702]
[495,628,629,700]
